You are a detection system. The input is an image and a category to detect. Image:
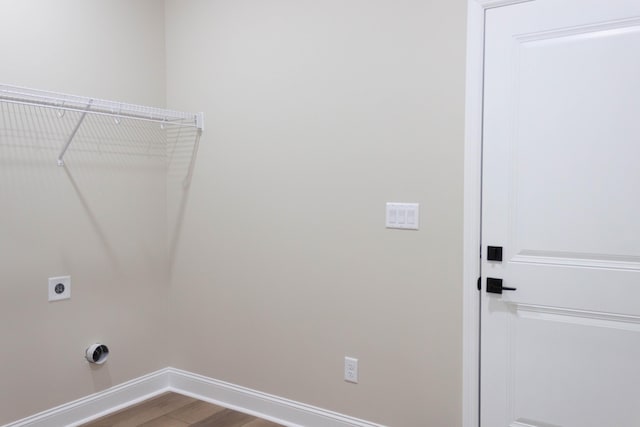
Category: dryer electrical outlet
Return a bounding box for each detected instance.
[48,276,71,301]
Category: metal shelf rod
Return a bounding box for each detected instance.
[0,84,199,125]
[0,98,199,128]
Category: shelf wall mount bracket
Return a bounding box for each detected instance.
[57,99,94,167]
[196,112,204,132]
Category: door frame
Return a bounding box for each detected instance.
[462,2,534,427]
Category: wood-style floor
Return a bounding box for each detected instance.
[80,392,284,427]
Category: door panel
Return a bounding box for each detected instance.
[512,20,640,263]
[513,307,640,426]
[481,1,640,426]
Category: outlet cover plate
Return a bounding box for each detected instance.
[344,356,358,383]
[48,276,71,301]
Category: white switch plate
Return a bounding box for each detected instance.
[386,202,419,230]
[344,356,358,383]
[48,276,71,301]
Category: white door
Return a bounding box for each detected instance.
[481,1,640,426]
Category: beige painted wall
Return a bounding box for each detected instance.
[0,1,466,425]
[0,1,169,423]
[165,1,466,426]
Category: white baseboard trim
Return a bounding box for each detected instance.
[3,367,385,427]
[3,369,170,427]
[167,367,385,427]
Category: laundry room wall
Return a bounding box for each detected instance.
[165,1,467,426]
[0,1,169,423]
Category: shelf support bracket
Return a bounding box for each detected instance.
[57,99,93,166]
[195,112,204,131]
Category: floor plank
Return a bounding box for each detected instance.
[166,400,226,424]
[83,393,197,427]
[138,415,190,427]
[242,419,285,427]
[190,408,254,427]
[80,393,284,427]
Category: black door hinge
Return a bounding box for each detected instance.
[477,277,481,291]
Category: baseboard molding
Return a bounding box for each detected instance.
[2,369,170,427]
[3,367,385,427]
[167,368,385,427]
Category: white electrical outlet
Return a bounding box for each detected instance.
[344,356,358,383]
[48,276,71,301]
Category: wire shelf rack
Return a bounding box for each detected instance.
[0,84,203,166]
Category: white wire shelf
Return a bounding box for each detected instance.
[0,83,203,166]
